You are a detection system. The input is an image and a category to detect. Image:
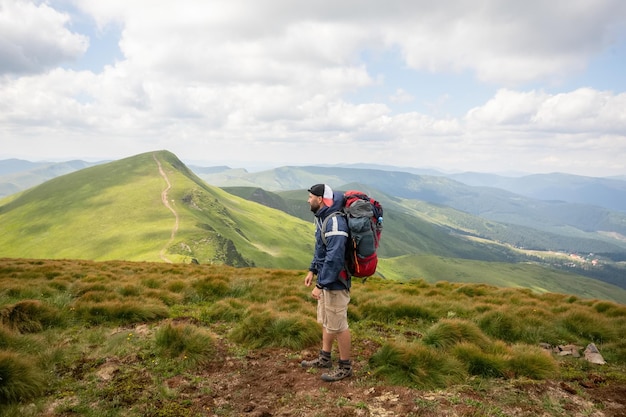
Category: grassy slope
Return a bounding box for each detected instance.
[227,186,521,261]
[0,151,313,269]
[378,255,626,304]
[0,258,624,417]
[0,152,171,261]
[2,151,625,303]
[206,165,626,251]
[224,185,626,303]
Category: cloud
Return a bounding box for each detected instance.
[389,89,414,104]
[383,0,626,85]
[0,0,88,75]
[466,88,626,133]
[1,0,625,177]
[68,0,626,85]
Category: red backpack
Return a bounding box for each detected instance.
[322,190,383,279]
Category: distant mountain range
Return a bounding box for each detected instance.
[0,159,101,198]
[449,172,626,213]
[4,158,626,212]
[1,151,625,303]
[197,165,626,242]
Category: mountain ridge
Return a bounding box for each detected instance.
[206,165,626,247]
[3,157,625,211]
[0,151,314,269]
[1,151,626,303]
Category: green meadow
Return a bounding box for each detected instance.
[1,258,624,416]
[379,255,626,304]
[0,151,314,268]
[2,150,626,305]
[1,150,626,415]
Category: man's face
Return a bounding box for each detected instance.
[308,193,323,213]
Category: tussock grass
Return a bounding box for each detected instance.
[592,300,626,317]
[512,306,565,345]
[191,275,231,300]
[451,342,507,378]
[0,350,46,404]
[560,307,619,343]
[72,300,168,325]
[0,258,624,415]
[230,305,320,349]
[155,321,216,366]
[144,288,184,306]
[166,279,188,293]
[422,318,491,349]
[275,295,309,313]
[0,300,63,333]
[507,344,558,379]
[0,325,19,349]
[369,341,467,389]
[199,297,246,322]
[478,309,526,343]
[359,297,434,322]
[602,339,626,363]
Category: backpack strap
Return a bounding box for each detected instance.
[319,211,346,246]
[318,211,352,285]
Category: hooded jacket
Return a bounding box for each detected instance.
[309,191,351,290]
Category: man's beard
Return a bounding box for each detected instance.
[309,201,321,213]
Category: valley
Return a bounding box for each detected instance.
[1,150,626,302]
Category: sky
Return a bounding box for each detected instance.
[1,0,626,177]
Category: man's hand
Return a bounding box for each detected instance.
[311,286,322,300]
[304,271,314,287]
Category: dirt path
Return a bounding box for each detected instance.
[153,153,179,263]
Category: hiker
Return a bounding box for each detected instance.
[302,183,353,382]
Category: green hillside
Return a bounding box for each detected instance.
[0,159,99,198]
[0,151,313,269]
[222,185,626,301]
[204,165,626,253]
[377,255,626,305]
[224,186,521,262]
[1,258,625,416]
[2,150,625,303]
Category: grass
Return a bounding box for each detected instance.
[0,151,314,268]
[155,321,216,366]
[379,255,626,304]
[229,305,320,349]
[369,341,467,389]
[0,257,624,416]
[0,350,46,403]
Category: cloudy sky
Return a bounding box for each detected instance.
[1,0,625,177]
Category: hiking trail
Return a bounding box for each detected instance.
[153,153,179,263]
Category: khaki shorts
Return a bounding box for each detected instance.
[317,289,350,334]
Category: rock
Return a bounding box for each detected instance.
[584,343,606,365]
[555,344,582,356]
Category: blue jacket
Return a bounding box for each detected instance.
[309,192,351,290]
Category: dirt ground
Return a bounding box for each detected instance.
[164,343,626,417]
[44,321,624,417]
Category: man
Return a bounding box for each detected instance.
[301,183,353,382]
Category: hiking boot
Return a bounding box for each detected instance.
[301,355,332,369]
[321,366,353,382]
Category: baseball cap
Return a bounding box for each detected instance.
[308,183,334,206]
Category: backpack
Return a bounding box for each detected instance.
[321,190,383,279]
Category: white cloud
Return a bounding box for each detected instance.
[0,0,88,74]
[466,90,549,125]
[389,88,414,104]
[70,0,626,85]
[466,88,626,133]
[1,0,625,177]
[534,88,626,133]
[382,0,626,85]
